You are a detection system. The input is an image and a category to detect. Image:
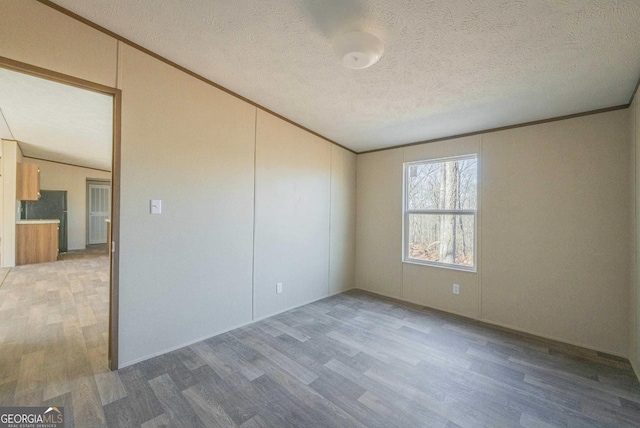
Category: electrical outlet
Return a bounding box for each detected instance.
[276,282,283,294]
[453,284,460,295]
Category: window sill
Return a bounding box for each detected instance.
[402,258,477,273]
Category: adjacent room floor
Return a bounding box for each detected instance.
[1,262,640,427]
[0,248,111,424]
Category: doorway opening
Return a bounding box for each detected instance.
[0,57,121,370]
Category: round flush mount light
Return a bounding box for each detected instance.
[333,31,384,69]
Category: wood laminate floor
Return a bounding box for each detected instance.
[0,249,111,426]
[1,256,640,427]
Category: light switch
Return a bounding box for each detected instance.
[150,199,162,214]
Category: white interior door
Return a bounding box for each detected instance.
[88,183,110,245]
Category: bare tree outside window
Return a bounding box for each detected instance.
[404,156,477,270]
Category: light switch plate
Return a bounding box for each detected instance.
[276,282,283,294]
[150,199,162,214]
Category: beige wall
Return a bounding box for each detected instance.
[254,110,331,319]
[0,0,356,366]
[355,148,404,297]
[482,111,630,355]
[118,44,257,364]
[36,159,110,250]
[357,110,631,356]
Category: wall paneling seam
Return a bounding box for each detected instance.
[478,136,483,320]
[328,147,332,295]
[400,148,405,299]
[251,107,258,321]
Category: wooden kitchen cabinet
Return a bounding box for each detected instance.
[16,222,59,265]
[16,162,41,201]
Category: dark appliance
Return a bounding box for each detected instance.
[21,190,68,253]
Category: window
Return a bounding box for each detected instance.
[403,155,477,271]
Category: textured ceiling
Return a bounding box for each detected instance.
[0,67,113,170]
[51,0,640,152]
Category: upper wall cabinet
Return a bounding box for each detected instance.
[16,162,40,201]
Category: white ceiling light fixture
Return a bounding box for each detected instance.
[333,31,384,69]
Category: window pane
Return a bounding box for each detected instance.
[408,213,475,267]
[407,158,477,211]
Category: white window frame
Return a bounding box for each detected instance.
[402,154,478,272]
